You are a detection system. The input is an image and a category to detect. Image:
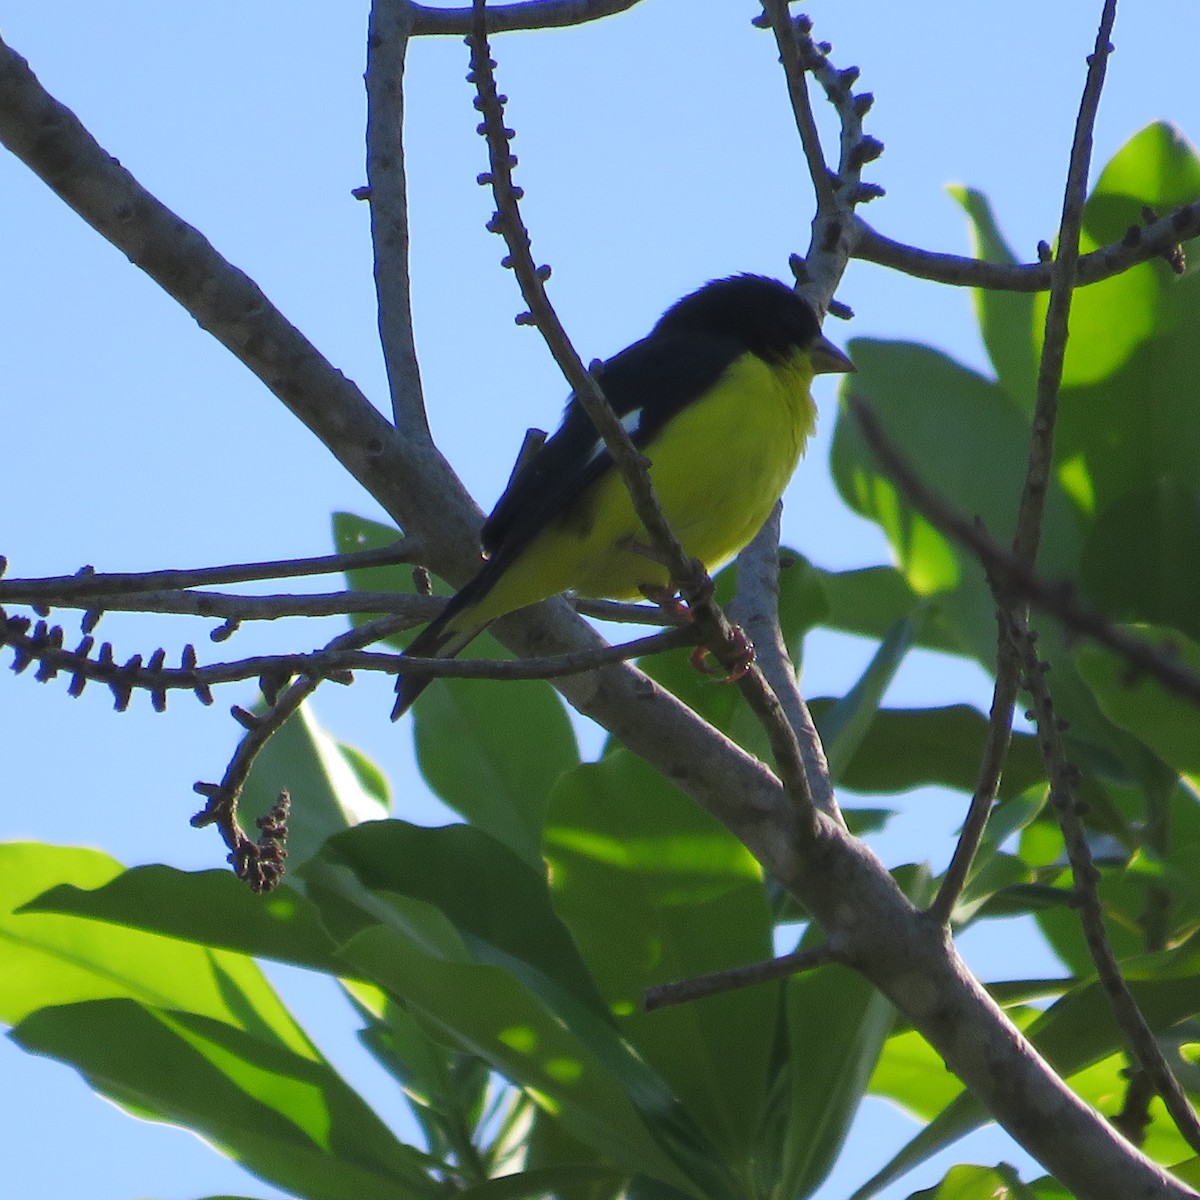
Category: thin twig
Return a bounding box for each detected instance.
[1014,618,1200,1155]
[412,0,644,35]
[365,0,429,435]
[644,943,836,1011]
[930,0,1119,921]
[0,589,443,624]
[850,398,1200,710]
[760,1,836,213]
[0,542,420,603]
[851,205,1195,291]
[930,642,1021,924]
[1014,4,1115,557]
[0,610,697,705]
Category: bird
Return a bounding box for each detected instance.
[392,273,854,719]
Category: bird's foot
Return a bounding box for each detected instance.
[689,624,756,683]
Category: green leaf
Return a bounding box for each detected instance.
[12,998,438,1200]
[1049,126,1200,522]
[1077,626,1200,782]
[907,1162,1035,1200]
[780,963,897,1199]
[415,675,579,867]
[779,867,930,1200]
[21,864,344,976]
[544,750,775,1163]
[332,924,707,1198]
[313,820,605,1014]
[816,615,918,781]
[949,185,1038,413]
[830,341,1075,666]
[456,1166,630,1200]
[241,702,388,872]
[813,704,1045,800]
[860,962,1200,1195]
[1079,483,1200,641]
[816,565,963,655]
[0,844,310,1054]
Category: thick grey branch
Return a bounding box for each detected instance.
[729,506,841,824]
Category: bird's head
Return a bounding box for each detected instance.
[654,273,854,374]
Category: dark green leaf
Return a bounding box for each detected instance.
[1077,626,1200,780]
[544,750,775,1163]
[415,676,579,867]
[312,820,605,1014]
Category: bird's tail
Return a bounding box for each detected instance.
[391,580,490,720]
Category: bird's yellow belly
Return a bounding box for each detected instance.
[471,352,816,624]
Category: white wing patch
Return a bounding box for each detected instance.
[584,407,643,465]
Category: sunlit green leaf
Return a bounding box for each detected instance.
[12,999,437,1200]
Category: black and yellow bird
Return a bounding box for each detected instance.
[392,273,854,719]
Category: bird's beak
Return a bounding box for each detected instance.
[810,333,855,375]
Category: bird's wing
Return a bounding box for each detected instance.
[481,330,742,561]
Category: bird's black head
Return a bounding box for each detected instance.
[652,274,823,365]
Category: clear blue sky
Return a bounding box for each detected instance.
[1,2,1195,1197]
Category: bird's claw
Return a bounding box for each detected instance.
[689,625,756,682]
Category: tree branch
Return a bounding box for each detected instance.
[759,6,884,308]
[365,0,429,435]
[729,506,841,824]
[0,543,419,604]
[411,0,644,35]
[643,943,837,1011]
[1014,617,1200,1155]
[928,0,1117,923]
[851,202,1196,290]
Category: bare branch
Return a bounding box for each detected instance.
[366,0,429,434]
[759,7,883,308]
[643,943,837,1011]
[412,0,643,35]
[0,588,442,625]
[849,397,1200,710]
[851,204,1198,291]
[760,2,836,212]
[1015,0,1117,565]
[0,543,418,605]
[1014,618,1200,1155]
[930,643,1022,924]
[929,0,1119,922]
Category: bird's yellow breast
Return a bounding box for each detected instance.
[463,349,817,628]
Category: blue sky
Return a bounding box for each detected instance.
[1,2,1196,1197]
